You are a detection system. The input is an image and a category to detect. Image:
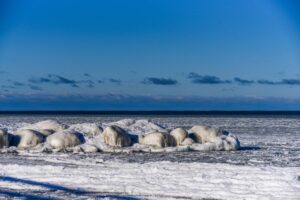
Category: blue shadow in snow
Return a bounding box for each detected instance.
[0,176,145,200]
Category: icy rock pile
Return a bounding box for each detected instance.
[103,126,132,147]
[0,119,240,153]
[46,130,84,149]
[0,129,9,148]
[16,129,45,148]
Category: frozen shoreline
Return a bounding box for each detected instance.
[0,154,299,200]
[0,115,299,199]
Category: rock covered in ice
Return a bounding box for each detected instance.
[111,119,135,127]
[46,130,84,149]
[133,119,166,133]
[73,144,99,153]
[223,134,240,150]
[189,125,240,150]
[181,137,194,146]
[0,129,9,148]
[16,129,45,148]
[81,144,99,153]
[189,125,223,143]
[69,123,103,138]
[85,125,103,137]
[170,128,188,146]
[29,120,68,132]
[38,129,55,137]
[103,125,132,147]
[138,131,176,148]
[107,119,166,135]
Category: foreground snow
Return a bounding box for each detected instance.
[0,154,299,200]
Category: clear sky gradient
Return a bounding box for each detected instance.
[0,0,300,110]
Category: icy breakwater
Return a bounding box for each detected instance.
[0,119,240,153]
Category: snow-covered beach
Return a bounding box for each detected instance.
[0,114,299,199]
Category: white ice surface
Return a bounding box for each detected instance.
[0,155,299,200]
[0,115,299,199]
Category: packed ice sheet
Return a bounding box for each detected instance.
[0,153,299,200]
[0,115,299,199]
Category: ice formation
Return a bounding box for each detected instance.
[223,134,240,150]
[0,129,9,148]
[170,128,188,146]
[107,119,166,135]
[16,129,45,148]
[189,125,224,143]
[189,125,240,151]
[0,118,241,152]
[46,130,84,149]
[138,131,176,148]
[103,125,132,147]
[22,119,69,133]
[69,123,103,138]
[181,137,194,146]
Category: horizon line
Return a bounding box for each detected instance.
[0,110,300,115]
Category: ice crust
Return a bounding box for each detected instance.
[0,115,299,199]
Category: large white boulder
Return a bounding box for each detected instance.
[189,125,223,143]
[103,126,132,147]
[82,124,103,137]
[16,129,45,148]
[138,132,176,148]
[170,128,188,146]
[0,129,9,148]
[46,130,83,149]
[189,125,240,150]
[223,134,240,150]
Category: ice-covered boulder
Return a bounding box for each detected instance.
[133,119,166,133]
[190,134,240,151]
[0,129,9,148]
[223,134,240,150]
[85,124,102,137]
[38,129,55,137]
[46,130,84,149]
[170,128,188,146]
[189,125,223,143]
[112,119,136,127]
[81,124,103,137]
[107,119,166,135]
[68,123,103,138]
[189,125,240,150]
[32,120,68,132]
[103,126,132,147]
[16,129,45,148]
[181,137,194,146]
[81,144,99,153]
[138,132,176,148]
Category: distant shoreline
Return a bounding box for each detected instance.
[0,110,300,116]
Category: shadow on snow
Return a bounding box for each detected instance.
[0,176,142,200]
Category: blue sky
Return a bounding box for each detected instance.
[0,0,300,110]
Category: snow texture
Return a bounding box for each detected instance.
[0,115,299,199]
